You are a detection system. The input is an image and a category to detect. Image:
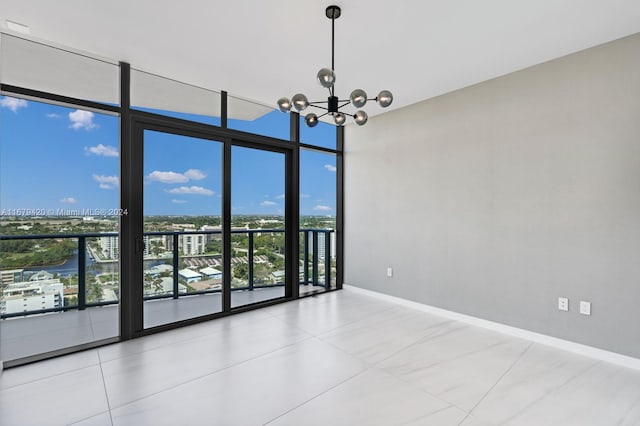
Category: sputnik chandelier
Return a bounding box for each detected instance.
[277,5,393,127]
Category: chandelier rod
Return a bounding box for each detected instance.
[331,10,335,73]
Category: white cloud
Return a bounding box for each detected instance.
[148,171,189,184]
[46,113,61,119]
[69,110,97,130]
[166,186,214,196]
[313,205,332,211]
[85,144,119,157]
[0,96,27,112]
[300,193,311,198]
[93,174,119,190]
[260,200,277,206]
[171,199,187,204]
[60,197,77,204]
[276,194,285,199]
[324,164,337,172]
[147,169,206,184]
[184,169,206,180]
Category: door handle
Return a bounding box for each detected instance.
[135,237,145,254]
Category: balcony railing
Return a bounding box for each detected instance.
[0,228,334,319]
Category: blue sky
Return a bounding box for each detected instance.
[0,96,336,216]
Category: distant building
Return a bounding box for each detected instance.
[0,269,24,285]
[179,234,206,255]
[99,235,119,260]
[200,267,222,279]
[315,232,336,260]
[147,264,173,277]
[143,235,168,257]
[0,279,63,315]
[178,268,203,283]
[144,277,187,297]
[29,270,54,281]
[271,270,285,282]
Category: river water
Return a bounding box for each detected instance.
[24,251,161,278]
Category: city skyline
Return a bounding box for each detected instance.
[0,96,336,216]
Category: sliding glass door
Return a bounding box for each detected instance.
[142,130,224,328]
[230,146,287,308]
[130,117,293,334]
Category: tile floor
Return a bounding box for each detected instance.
[1,285,325,361]
[1,288,640,425]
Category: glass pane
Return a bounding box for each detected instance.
[131,69,221,126]
[143,130,223,328]
[0,33,119,105]
[0,97,120,362]
[299,149,337,295]
[231,146,286,307]
[300,115,337,150]
[227,95,290,140]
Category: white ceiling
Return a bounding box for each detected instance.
[1,0,640,118]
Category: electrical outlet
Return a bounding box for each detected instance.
[386,267,393,277]
[558,297,569,312]
[580,301,591,315]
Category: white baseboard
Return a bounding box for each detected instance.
[343,284,640,371]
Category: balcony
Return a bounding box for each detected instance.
[0,229,335,363]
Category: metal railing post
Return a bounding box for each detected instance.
[248,232,254,291]
[312,231,319,287]
[303,231,309,285]
[324,231,331,288]
[173,233,179,299]
[78,236,87,310]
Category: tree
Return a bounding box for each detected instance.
[234,263,249,280]
[205,239,222,254]
[87,282,103,303]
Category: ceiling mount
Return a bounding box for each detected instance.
[325,5,341,20]
[277,4,393,127]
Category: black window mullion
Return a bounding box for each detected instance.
[222,139,232,311]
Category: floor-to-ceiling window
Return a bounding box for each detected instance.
[0,32,341,368]
[0,33,121,364]
[299,118,339,294]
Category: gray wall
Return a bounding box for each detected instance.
[344,33,640,358]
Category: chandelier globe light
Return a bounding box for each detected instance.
[277,5,393,127]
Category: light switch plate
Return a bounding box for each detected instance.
[580,301,591,315]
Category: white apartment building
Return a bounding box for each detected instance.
[179,234,206,256]
[0,279,63,315]
[98,235,119,260]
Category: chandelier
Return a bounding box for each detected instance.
[277,5,393,127]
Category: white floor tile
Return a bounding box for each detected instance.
[0,365,109,426]
[459,414,495,426]
[378,323,531,411]
[69,412,113,426]
[270,295,395,335]
[267,367,453,426]
[110,338,367,426]
[97,308,272,362]
[102,315,311,408]
[500,361,640,425]
[318,306,452,364]
[471,343,598,424]
[402,406,469,426]
[0,349,100,390]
